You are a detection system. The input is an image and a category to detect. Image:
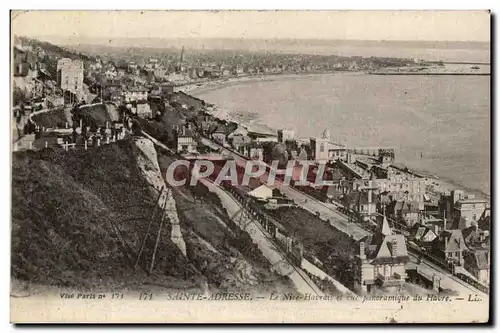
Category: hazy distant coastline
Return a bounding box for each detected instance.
[20,35,490,62]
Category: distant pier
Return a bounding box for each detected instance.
[368,72,490,76]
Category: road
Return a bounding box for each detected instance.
[408,253,488,298]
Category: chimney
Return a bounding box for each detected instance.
[443,211,447,232]
[80,119,83,129]
[359,242,366,260]
[391,239,397,258]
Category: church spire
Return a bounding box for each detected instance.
[381,213,392,236]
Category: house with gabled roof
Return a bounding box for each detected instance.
[431,229,468,265]
[211,125,228,146]
[409,224,437,250]
[354,215,410,294]
[393,200,420,227]
[462,225,489,248]
[463,249,490,285]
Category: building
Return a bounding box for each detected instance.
[124,88,148,103]
[430,229,468,266]
[328,145,348,162]
[463,249,490,285]
[454,196,487,228]
[439,190,465,221]
[409,224,437,250]
[146,58,162,70]
[248,185,274,201]
[128,61,138,71]
[231,134,252,150]
[46,95,65,108]
[392,201,420,227]
[462,225,489,249]
[277,129,295,143]
[357,179,378,217]
[248,146,264,161]
[160,83,174,98]
[211,127,227,146]
[248,132,279,144]
[229,126,252,150]
[228,125,249,139]
[354,216,409,294]
[136,102,152,119]
[57,58,84,99]
[310,129,331,161]
[176,127,197,153]
[374,167,426,204]
[104,69,117,80]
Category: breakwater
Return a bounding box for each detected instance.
[368,72,490,76]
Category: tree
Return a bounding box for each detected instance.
[13,87,27,107]
[131,120,142,136]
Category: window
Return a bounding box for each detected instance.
[473,214,477,221]
[320,143,325,153]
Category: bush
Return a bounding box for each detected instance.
[131,120,142,136]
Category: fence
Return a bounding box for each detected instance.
[221,182,304,266]
[455,273,489,294]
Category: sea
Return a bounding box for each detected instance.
[193,45,491,198]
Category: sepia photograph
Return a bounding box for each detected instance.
[9,10,491,323]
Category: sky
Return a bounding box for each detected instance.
[11,10,490,42]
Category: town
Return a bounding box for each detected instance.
[12,35,490,299]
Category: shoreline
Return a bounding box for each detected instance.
[178,71,364,96]
[183,73,490,203]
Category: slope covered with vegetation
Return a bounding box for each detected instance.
[11,139,198,291]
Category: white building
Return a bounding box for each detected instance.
[354,216,409,294]
[123,88,148,103]
[57,58,84,99]
[278,128,295,143]
[177,128,197,153]
[136,102,152,119]
[248,185,274,201]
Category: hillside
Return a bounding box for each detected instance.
[15,36,94,62]
[12,137,294,294]
[11,139,195,291]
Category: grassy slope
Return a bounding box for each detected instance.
[31,107,67,129]
[266,206,357,290]
[11,139,200,291]
[73,104,115,128]
[31,104,116,132]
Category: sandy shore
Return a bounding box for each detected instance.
[177,71,363,96]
